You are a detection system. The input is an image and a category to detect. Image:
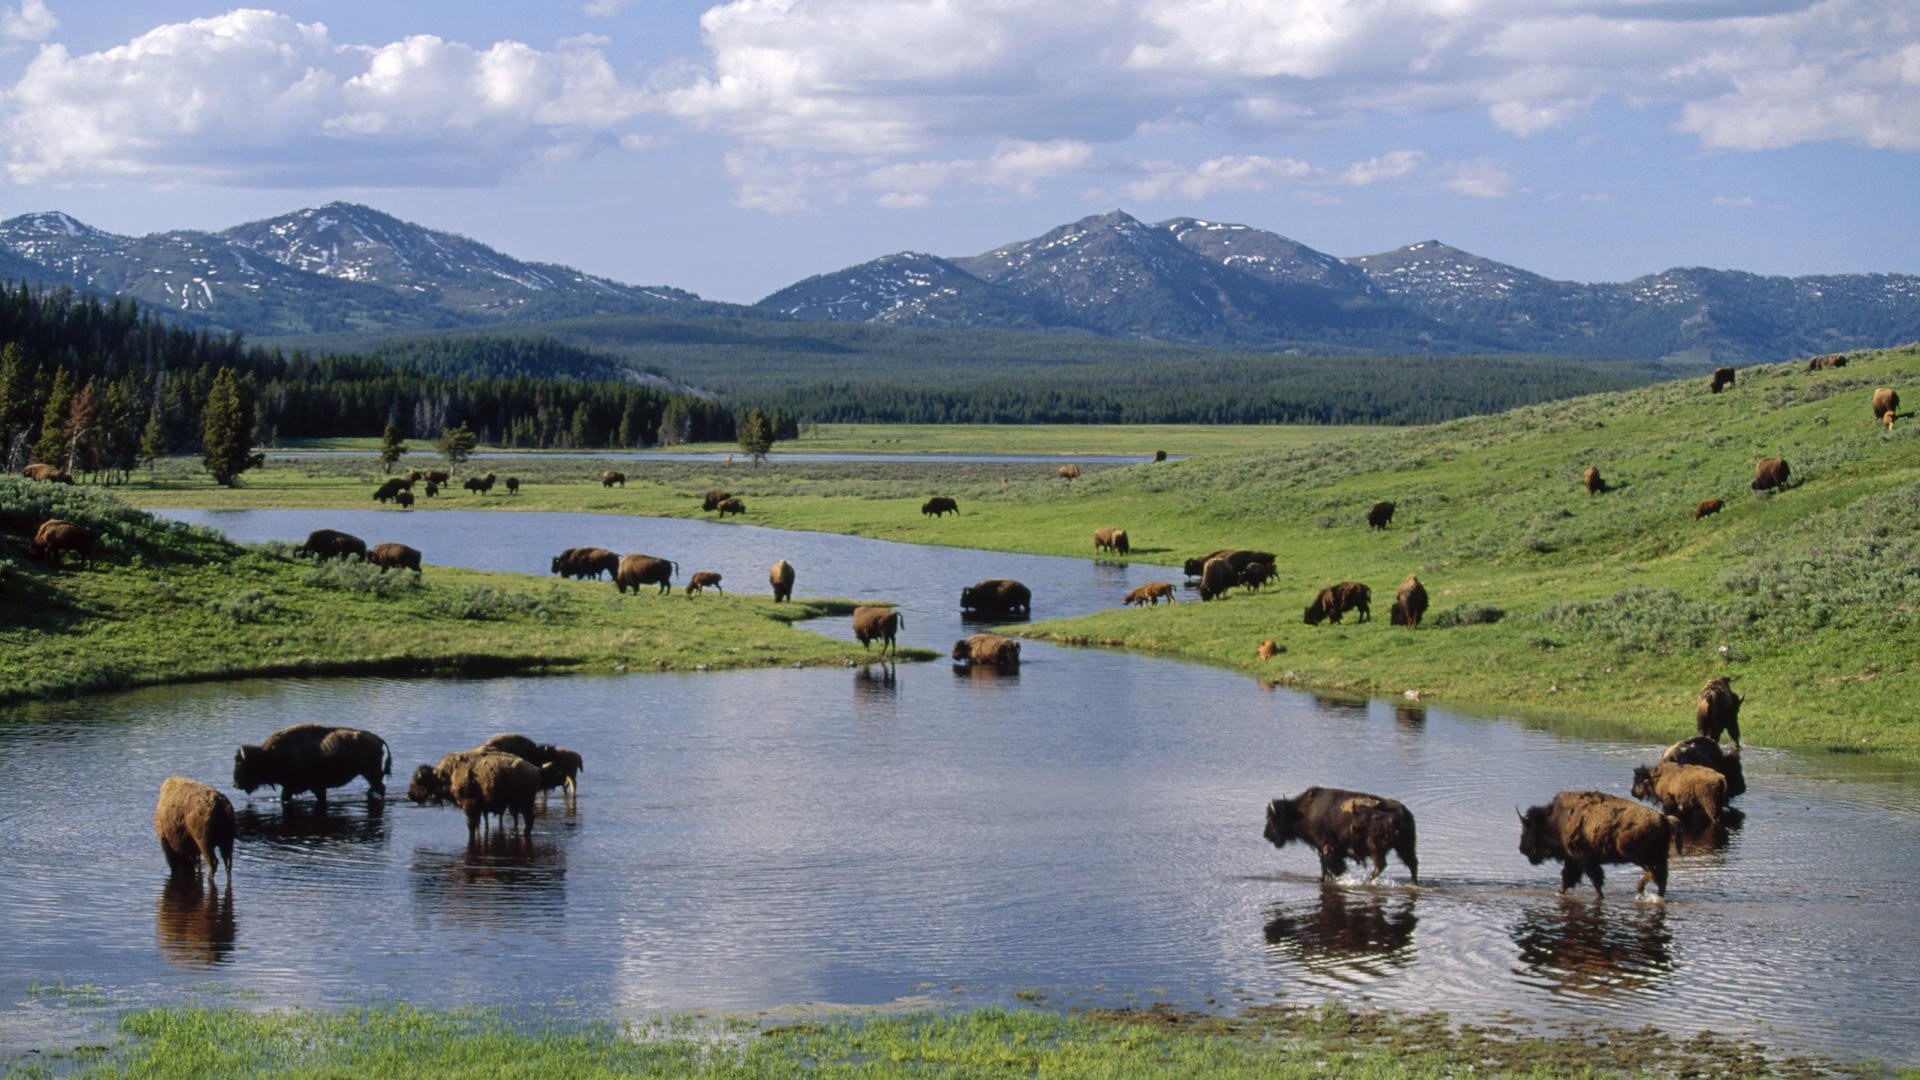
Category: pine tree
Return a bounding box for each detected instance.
[378,422,408,474]
[0,342,36,471]
[202,367,257,487]
[63,379,100,479]
[33,367,73,467]
[435,421,478,472]
[140,400,167,477]
[737,407,775,465]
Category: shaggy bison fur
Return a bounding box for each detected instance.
[685,570,723,595]
[1873,387,1899,424]
[1305,581,1371,625]
[1518,790,1677,898]
[1709,366,1736,393]
[922,496,959,517]
[1631,762,1728,827]
[1583,466,1605,496]
[1660,736,1747,799]
[1182,549,1275,579]
[1123,581,1175,607]
[395,490,414,509]
[1264,787,1419,885]
[27,519,94,567]
[960,578,1031,617]
[1389,575,1428,629]
[701,490,732,512]
[852,606,903,655]
[551,546,620,580]
[1238,561,1273,592]
[505,477,520,495]
[1198,557,1237,602]
[1693,498,1724,520]
[368,542,422,574]
[770,559,795,602]
[602,470,626,488]
[1058,464,1080,481]
[155,777,236,884]
[616,553,677,595]
[408,750,542,838]
[1368,500,1395,529]
[22,463,73,483]
[952,632,1021,669]
[1750,456,1790,492]
[1093,526,1130,555]
[234,724,391,807]
[1695,674,1742,747]
[296,528,367,562]
[480,734,585,795]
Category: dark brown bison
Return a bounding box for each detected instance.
[425,469,451,484]
[1153,450,1168,462]
[715,497,745,517]
[1693,497,1723,520]
[1182,549,1275,578]
[372,477,411,503]
[1122,581,1175,607]
[479,734,584,796]
[424,480,440,498]
[551,546,620,580]
[463,472,496,494]
[1709,366,1735,393]
[1367,500,1395,529]
[1264,787,1419,885]
[367,542,422,574]
[1238,561,1273,592]
[1872,387,1899,424]
[1389,575,1427,629]
[701,490,732,512]
[960,578,1031,617]
[155,777,236,884]
[27,519,94,567]
[1807,353,1847,371]
[295,528,366,562]
[685,570,723,595]
[770,558,795,602]
[233,724,391,807]
[395,490,414,509]
[922,496,959,517]
[406,469,424,483]
[1750,456,1790,492]
[505,476,520,495]
[22,463,73,483]
[1582,466,1605,496]
[1660,736,1746,799]
[407,750,542,839]
[1058,463,1080,481]
[852,606,903,655]
[1695,674,1742,747]
[601,470,626,488]
[1198,557,1237,601]
[952,632,1020,669]
[1631,762,1728,827]
[616,553,677,595]
[1518,790,1676,898]
[1305,581,1371,625]
[1093,526,1130,555]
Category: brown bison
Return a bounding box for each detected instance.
[1058,463,1080,481]
[685,570,723,595]
[1305,581,1371,625]
[701,490,732,512]
[1183,549,1275,578]
[1709,366,1736,393]
[372,477,411,503]
[1197,557,1237,602]
[233,724,391,807]
[922,496,959,517]
[295,528,366,561]
[1582,466,1605,496]
[1807,353,1847,371]
[423,480,439,498]
[551,546,620,580]
[1256,639,1279,660]
[1693,498,1723,520]
[1873,387,1899,424]
[616,553,677,595]
[601,470,626,488]
[22,463,73,483]
[1750,456,1790,492]
[1238,561,1273,592]
[1518,790,1677,898]
[367,542,422,574]
[1122,581,1176,607]
[407,750,542,839]
[1389,575,1427,629]
[1367,500,1395,529]
[1660,736,1746,800]
[1093,526,1130,555]
[715,497,746,517]
[479,734,584,796]
[505,476,520,495]
[424,469,451,485]
[463,472,496,494]
[1631,762,1728,827]
[770,558,795,602]
[1695,674,1742,747]
[155,777,236,884]
[952,632,1021,669]
[960,578,1031,617]
[852,606,903,655]
[1153,449,1168,462]
[26,518,94,567]
[1264,787,1419,885]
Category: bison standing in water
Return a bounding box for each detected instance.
[1750,456,1790,492]
[1696,674,1742,747]
[1661,735,1746,799]
[1631,763,1728,827]
[407,750,542,839]
[852,606,903,656]
[1122,581,1175,607]
[155,777,236,884]
[960,578,1031,617]
[480,733,585,795]
[770,559,795,602]
[1518,790,1677,899]
[233,724,391,808]
[952,632,1020,669]
[1263,787,1419,885]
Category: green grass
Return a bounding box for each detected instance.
[11,1001,1853,1079]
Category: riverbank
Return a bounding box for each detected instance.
[21,1000,1851,1078]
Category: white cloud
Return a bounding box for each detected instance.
[1711,194,1759,207]
[1438,158,1518,198]
[1,0,55,43]
[0,9,648,186]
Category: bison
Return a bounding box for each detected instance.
[616,553,677,595]
[1750,456,1790,492]
[1183,549,1275,579]
[26,518,94,567]
[952,632,1020,669]
[367,542,422,574]
[601,470,626,488]
[479,734,584,796]
[922,496,959,518]
[233,724,391,808]
[1256,639,1279,660]
[715,497,746,517]
[1368,500,1395,529]
[1238,561,1273,592]
[22,463,73,483]
[1693,497,1723,520]
[1695,674,1742,747]
[1709,366,1736,393]
[1660,736,1746,800]
[1631,762,1728,827]
[1807,353,1847,371]
[770,558,795,603]
[424,469,451,485]
[407,750,542,839]
[1389,575,1427,630]
[701,490,732,512]
[295,528,366,562]
[960,578,1031,617]
[551,546,620,580]
[1058,464,1080,481]
[1122,581,1176,607]
[1264,787,1419,885]
[463,473,496,495]
[1305,581,1371,625]
[155,777,236,884]
[395,490,414,509]
[852,606,903,655]
[1198,557,1237,602]
[424,480,440,498]
[505,476,520,495]
[1518,790,1677,899]
[685,570,723,595]
[1093,526,1130,555]
[1873,387,1899,424]
[372,477,411,503]
[1582,466,1605,497]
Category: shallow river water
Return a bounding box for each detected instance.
[3,509,1917,1065]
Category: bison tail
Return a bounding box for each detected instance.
[381,739,393,778]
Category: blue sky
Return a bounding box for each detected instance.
[1,0,1915,304]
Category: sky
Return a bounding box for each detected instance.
[0,0,1915,304]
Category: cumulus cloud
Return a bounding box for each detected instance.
[1108,149,1423,202]
[1,0,55,43]
[1437,158,1518,198]
[0,9,648,186]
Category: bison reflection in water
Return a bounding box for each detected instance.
[235,802,388,850]
[852,663,898,702]
[155,877,236,968]
[1262,884,1418,978]
[1510,897,1673,999]
[409,833,567,931]
[1393,703,1428,728]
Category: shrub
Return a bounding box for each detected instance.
[426,586,567,622]
[209,589,281,625]
[299,558,420,598]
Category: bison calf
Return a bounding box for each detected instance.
[1518,790,1676,899]
[685,570,723,595]
[1123,581,1175,607]
[155,777,236,884]
[1264,787,1419,885]
[1693,498,1723,520]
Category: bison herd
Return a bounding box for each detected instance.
[367,470,518,507]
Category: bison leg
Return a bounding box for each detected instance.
[1317,849,1349,881]
[1395,840,1419,887]
[1638,864,1667,899]
[1583,860,1606,897]
[1362,851,1388,884]
[1557,860,1584,894]
[161,839,191,877]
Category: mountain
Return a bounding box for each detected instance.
[757,251,1063,329]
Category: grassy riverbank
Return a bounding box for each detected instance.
[15,1001,1851,1078]
[0,478,926,704]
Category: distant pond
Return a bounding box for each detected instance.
[1,509,1915,1067]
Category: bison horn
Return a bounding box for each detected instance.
[1515,807,1525,823]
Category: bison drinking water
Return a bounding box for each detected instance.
[1660,735,1746,799]
[155,777,236,884]
[233,724,391,808]
[1263,787,1419,885]
[1518,790,1676,899]
[408,750,542,839]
